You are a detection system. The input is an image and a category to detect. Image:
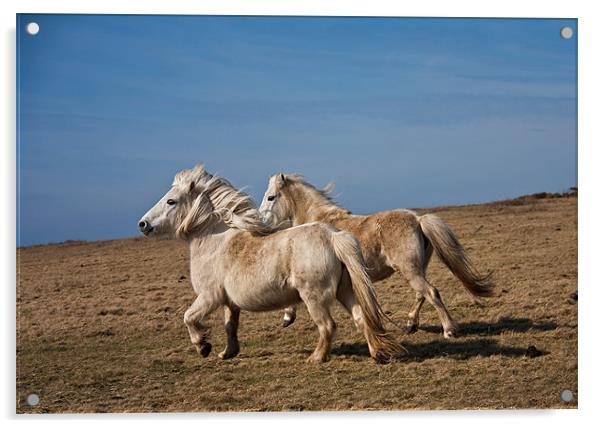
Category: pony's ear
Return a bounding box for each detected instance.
[323,181,335,194]
[188,181,196,194]
[275,173,287,188]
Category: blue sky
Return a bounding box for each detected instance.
[17,15,577,246]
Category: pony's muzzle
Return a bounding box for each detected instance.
[261,210,274,225]
[138,220,153,235]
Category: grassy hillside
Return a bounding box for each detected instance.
[16,194,577,412]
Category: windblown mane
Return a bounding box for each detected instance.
[174,165,274,237]
[284,174,351,214]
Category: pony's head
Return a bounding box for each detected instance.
[138,165,214,238]
[139,164,272,239]
[259,173,294,228]
[260,173,342,227]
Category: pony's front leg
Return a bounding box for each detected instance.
[183,294,220,358]
[219,305,240,360]
[282,305,297,327]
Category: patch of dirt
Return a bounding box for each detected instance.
[16,195,577,412]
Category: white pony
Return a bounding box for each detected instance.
[138,165,404,363]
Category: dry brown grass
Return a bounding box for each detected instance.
[16,194,577,412]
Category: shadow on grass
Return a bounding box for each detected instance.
[401,338,546,362]
[332,338,548,361]
[419,317,558,336]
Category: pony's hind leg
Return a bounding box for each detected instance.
[299,292,336,363]
[403,270,459,338]
[183,294,220,357]
[406,237,432,333]
[336,274,390,361]
[391,230,458,337]
[282,305,297,327]
[219,305,240,360]
[406,292,425,334]
[336,272,364,332]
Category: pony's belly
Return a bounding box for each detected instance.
[226,281,301,313]
[367,263,395,282]
[361,253,395,282]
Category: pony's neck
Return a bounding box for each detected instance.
[185,222,234,296]
[287,183,349,226]
[187,221,229,254]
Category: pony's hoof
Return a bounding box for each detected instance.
[373,352,391,364]
[282,317,295,328]
[199,342,212,357]
[405,324,418,334]
[219,347,239,360]
[306,354,329,363]
[443,330,458,339]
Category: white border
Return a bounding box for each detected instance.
[3,1,600,426]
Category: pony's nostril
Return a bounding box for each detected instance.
[139,221,147,229]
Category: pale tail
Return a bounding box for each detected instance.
[419,214,494,297]
[330,231,405,360]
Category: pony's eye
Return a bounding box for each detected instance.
[166,199,177,205]
[267,195,276,201]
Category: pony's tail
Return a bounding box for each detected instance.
[330,231,406,363]
[419,214,495,297]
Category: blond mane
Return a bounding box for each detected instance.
[283,174,351,215]
[174,165,273,237]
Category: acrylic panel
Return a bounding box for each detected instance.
[16,14,577,412]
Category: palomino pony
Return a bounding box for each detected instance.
[138,165,403,363]
[259,174,494,338]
